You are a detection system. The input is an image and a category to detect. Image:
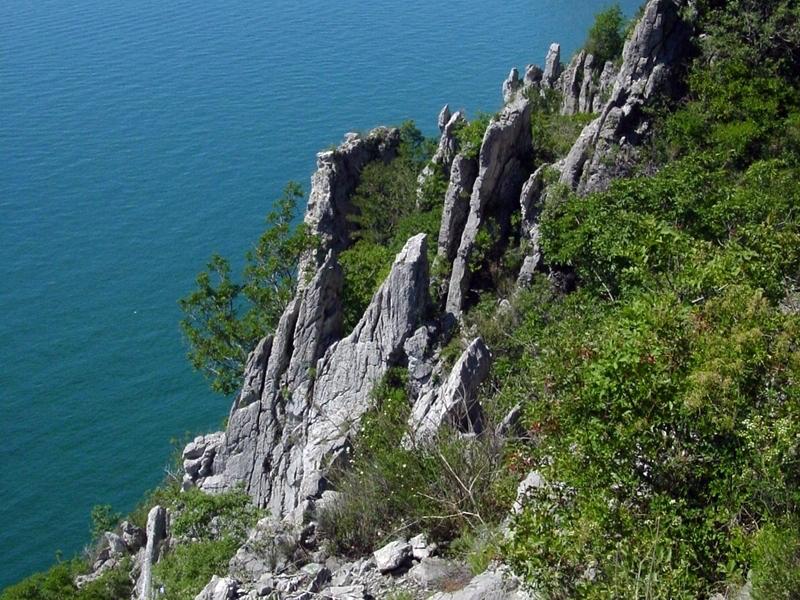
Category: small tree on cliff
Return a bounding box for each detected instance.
[583,3,626,65]
[179,182,312,395]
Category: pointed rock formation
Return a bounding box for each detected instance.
[542,43,562,88]
[136,505,167,600]
[184,230,429,518]
[301,127,400,271]
[417,110,466,205]
[437,153,478,263]
[517,165,548,286]
[298,233,430,500]
[559,0,692,194]
[502,68,523,104]
[445,98,533,318]
[406,337,491,444]
[558,50,587,115]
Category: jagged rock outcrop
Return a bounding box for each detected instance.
[301,127,400,271]
[445,98,533,317]
[417,109,466,205]
[136,505,167,600]
[299,233,429,499]
[542,43,562,88]
[523,64,543,88]
[437,154,478,262]
[558,50,587,115]
[517,165,548,286]
[406,338,491,444]
[438,104,452,132]
[559,0,691,194]
[193,576,239,600]
[185,232,429,517]
[502,68,523,104]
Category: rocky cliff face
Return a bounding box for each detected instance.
[167,2,695,597]
[558,0,691,194]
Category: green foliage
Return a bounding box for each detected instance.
[453,113,493,160]
[583,3,626,65]
[318,369,512,557]
[339,121,441,331]
[89,505,120,543]
[152,539,238,600]
[750,521,800,600]
[179,182,313,395]
[170,487,261,542]
[0,559,133,600]
[148,488,262,600]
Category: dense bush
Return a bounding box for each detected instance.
[582,3,627,65]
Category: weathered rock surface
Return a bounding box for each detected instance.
[445,98,533,317]
[418,110,466,204]
[136,505,167,600]
[373,540,412,573]
[542,43,562,88]
[302,127,400,269]
[512,471,547,514]
[409,558,471,590]
[437,153,478,263]
[502,68,523,104]
[406,338,491,444]
[428,565,534,600]
[193,576,239,600]
[559,0,691,194]
[558,50,587,115]
[298,233,430,500]
[185,234,429,517]
[517,165,548,286]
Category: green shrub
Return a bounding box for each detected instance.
[0,559,133,600]
[453,114,493,160]
[318,369,513,556]
[750,521,800,600]
[583,4,626,65]
[170,487,261,542]
[89,505,120,542]
[152,539,238,600]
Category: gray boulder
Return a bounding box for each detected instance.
[120,520,146,552]
[428,565,534,599]
[523,64,543,88]
[193,576,239,600]
[373,540,412,573]
[409,557,471,590]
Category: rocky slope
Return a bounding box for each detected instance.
[82,1,696,598]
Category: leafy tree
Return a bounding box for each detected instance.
[583,3,626,65]
[179,183,311,395]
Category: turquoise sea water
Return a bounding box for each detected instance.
[0,0,640,589]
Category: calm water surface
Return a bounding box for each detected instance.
[0,0,640,588]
